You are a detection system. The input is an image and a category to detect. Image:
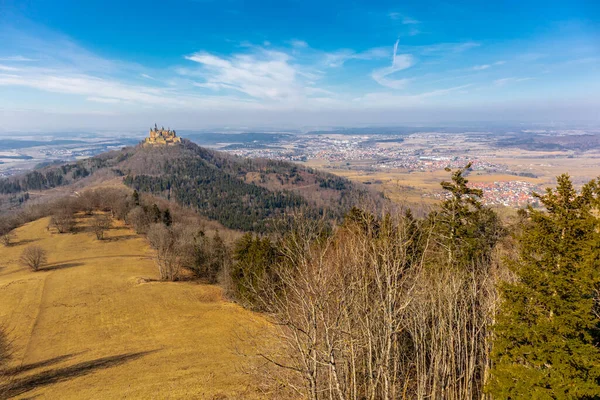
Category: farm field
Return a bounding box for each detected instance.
[0,216,267,399]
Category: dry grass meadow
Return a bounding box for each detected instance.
[0,216,269,399]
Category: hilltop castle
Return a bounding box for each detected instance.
[144,124,182,146]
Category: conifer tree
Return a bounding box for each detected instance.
[489,174,600,398]
[132,190,140,206]
[162,209,172,226]
[432,163,502,267]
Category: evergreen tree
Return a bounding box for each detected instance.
[231,233,279,305]
[431,163,502,267]
[151,204,161,223]
[489,175,600,398]
[162,209,172,226]
[209,230,228,283]
[132,190,140,206]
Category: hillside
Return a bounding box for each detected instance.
[0,215,268,399]
[0,139,380,232]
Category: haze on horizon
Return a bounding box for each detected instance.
[0,0,598,131]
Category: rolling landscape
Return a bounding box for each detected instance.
[1,0,599,399]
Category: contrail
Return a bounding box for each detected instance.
[392,39,399,67]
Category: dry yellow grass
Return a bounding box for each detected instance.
[0,216,268,399]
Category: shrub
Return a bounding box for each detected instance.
[127,207,150,234]
[147,223,184,281]
[0,231,15,247]
[92,214,112,240]
[20,246,48,271]
[49,202,75,234]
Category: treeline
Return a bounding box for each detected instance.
[230,167,600,399]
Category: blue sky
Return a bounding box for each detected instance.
[0,0,598,130]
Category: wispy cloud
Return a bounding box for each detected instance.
[0,55,37,62]
[0,64,20,71]
[388,12,420,24]
[418,42,480,55]
[290,39,309,48]
[355,84,474,108]
[472,60,506,71]
[184,48,324,102]
[371,39,415,89]
[86,96,122,104]
[0,72,179,105]
[494,77,533,86]
[324,47,389,67]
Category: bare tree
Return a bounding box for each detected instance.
[0,218,15,247]
[100,188,131,220]
[49,201,75,233]
[20,246,48,271]
[127,206,150,234]
[147,223,186,281]
[77,190,99,215]
[240,208,502,400]
[91,214,112,240]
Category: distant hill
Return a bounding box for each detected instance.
[0,139,382,232]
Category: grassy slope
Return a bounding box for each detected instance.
[0,216,267,399]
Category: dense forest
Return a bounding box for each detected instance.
[124,164,309,231]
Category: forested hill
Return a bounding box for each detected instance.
[0,139,380,232]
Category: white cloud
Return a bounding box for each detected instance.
[402,17,420,25]
[0,64,20,71]
[355,84,474,108]
[185,48,323,102]
[388,13,420,24]
[494,77,533,86]
[324,47,389,67]
[290,39,309,48]
[87,96,122,103]
[185,52,232,68]
[0,55,37,62]
[415,42,480,55]
[494,78,512,86]
[371,40,415,89]
[472,60,506,71]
